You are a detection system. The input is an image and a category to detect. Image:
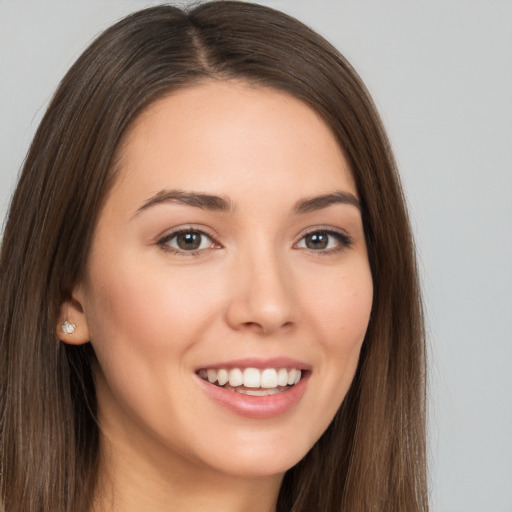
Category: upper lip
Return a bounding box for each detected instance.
[195,357,312,371]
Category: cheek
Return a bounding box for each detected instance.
[300,261,373,402]
[81,257,224,445]
[84,255,219,355]
[81,260,220,423]
[303,262,373,349]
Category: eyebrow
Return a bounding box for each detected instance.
[134,188,361,217]
[294,191,361,213]
[134,189,233,216]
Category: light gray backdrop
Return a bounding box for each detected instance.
[1,1,511,510]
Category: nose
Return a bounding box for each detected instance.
[224,245,297,335]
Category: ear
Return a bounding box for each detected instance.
[56,285,91,345]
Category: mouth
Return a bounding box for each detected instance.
[197,367,306,396]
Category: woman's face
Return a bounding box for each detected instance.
[72,81,373,479]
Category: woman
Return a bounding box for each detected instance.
[0,2,427,511]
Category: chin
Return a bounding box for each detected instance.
[198,434,314,479]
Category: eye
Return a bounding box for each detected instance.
[159,228,218,254]
[296,229,352,252]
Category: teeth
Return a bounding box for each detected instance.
[288,368,300,385]
[228,368,243,387]
[277,368,288,387]
[217,368,229,386]
[243,368,261,388]
[199,367,303,390]
[236,387,283,396]
[261,368,278,388]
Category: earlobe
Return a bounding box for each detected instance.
[56,288,90,345]
[60,320,77,335]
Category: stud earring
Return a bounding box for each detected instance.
[61,320,76,334]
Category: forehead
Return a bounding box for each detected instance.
[111,80,357,208]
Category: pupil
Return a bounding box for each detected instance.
[306,233,328,249]
[177,232,201,250]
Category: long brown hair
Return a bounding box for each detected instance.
[0,2,428,511]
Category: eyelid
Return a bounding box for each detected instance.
[157,225,222,255]
[155,224,352,256]
[294,226,353,252]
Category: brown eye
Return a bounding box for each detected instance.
[296,230,352,252]
[162,230,214,252]
[176,232,202,250]
[304,232,329,249]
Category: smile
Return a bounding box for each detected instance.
[197,367,303,396]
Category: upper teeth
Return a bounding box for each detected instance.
[198,367,302,388]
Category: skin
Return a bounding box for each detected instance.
[60,80,373,512]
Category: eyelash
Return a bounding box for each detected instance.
[294,228,353,255]
[157,226,353,256]
[158,227,219,256]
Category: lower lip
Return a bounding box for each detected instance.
[197,375,309,419]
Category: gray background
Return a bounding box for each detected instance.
[1,1,511,510]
